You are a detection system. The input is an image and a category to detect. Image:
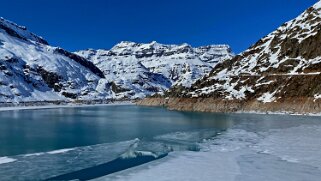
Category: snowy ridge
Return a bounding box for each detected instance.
[0,17,111,103]
[0,17,48,45]
[182,1,321,102]
[76,41,233,99]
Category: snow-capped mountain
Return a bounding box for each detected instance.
[0,17,109,103]
[76,41,233,99]
[165,1,321,110]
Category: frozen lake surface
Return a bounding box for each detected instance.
[0,105,320,180]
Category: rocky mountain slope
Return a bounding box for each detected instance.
[138,1,321,114]
[76,41,233,99]
[0,17,110,103]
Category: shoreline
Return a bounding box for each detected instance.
[0,101,134,112]
[136,97,321,117]
[1,98,320,117]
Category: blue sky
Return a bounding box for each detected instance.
[0,0,317,53]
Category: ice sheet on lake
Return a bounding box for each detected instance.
[0,139,139,181]
[47,148,75,155]
[0,157,16,165]
[154,129,218,143]
[98,125,321,181]
[256,125,321,168]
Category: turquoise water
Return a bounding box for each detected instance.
[0,105,320,180]
[0,105,233,156]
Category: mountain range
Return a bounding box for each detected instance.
[76,41,232,99]
[0,17,233,103]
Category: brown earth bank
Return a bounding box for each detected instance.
[136,97,321,115]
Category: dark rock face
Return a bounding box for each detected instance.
[61,92,78,99]
[280,29,321,60]
[109,82,130,93]
[36,67,62,92]
[54,48,105,78]
[0,23,27,42]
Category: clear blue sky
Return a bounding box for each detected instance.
[0,0,317,53]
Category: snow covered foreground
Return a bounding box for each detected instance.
[97,125,321,181]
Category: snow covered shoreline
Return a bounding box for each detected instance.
[0,101,134,112]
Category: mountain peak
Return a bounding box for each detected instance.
[113,41,137,47]
[0,17,48,45]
